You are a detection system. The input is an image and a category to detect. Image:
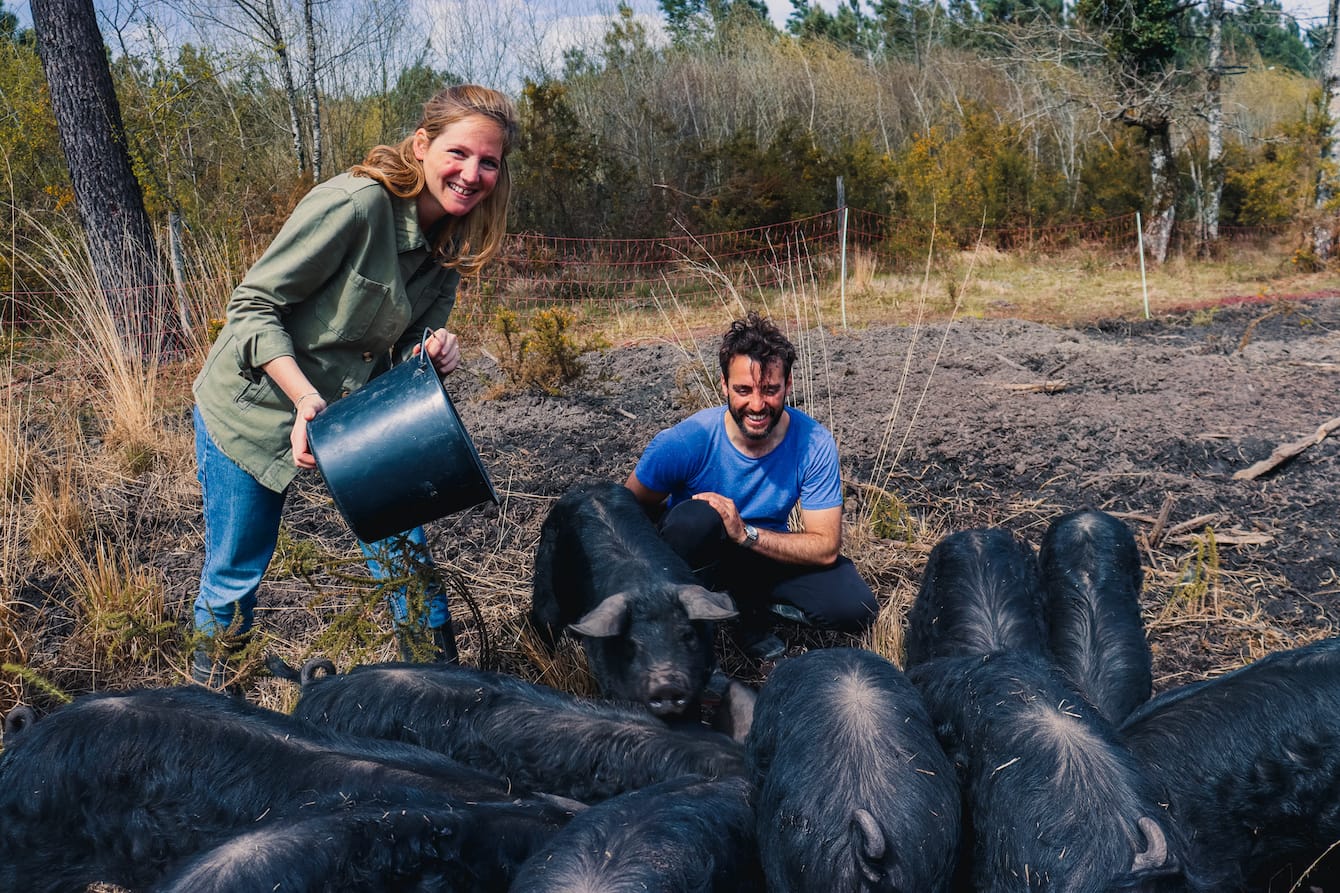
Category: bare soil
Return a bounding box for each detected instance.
[421,293,1340,691]
[9,295,1340,711]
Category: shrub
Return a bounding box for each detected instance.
[492,306,609,394]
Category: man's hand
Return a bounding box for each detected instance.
[692,492,748,544]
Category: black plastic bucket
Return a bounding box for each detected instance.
[308,331,498,543]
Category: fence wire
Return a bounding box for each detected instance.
[2,209,1298,334]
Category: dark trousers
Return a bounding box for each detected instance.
[658,499,878,634]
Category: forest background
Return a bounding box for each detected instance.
[0,0,1337,308]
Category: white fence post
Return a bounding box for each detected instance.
[837,176,848,331]
[1136,211,1150,319]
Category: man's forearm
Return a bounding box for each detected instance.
[745,527,840,566]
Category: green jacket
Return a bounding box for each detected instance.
[193,172,461,493]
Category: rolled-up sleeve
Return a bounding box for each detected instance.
[226,185,362,372]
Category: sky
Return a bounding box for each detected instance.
[11,0,1334,34]
[8,0,1335,79]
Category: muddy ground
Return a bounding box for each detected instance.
[8,294,1340,709]
[397,293,1340,690]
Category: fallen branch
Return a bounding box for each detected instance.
[997,379,1070,394]
[1168,529,1274,546]
[1164,512,1225,538]
[1233,416,1340,481]
[1148,494,1176,548]
[1109,511,1158,524]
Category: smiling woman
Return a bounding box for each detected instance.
[412,116,505,227]
[188,84,520,687]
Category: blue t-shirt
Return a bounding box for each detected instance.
[633,406,842,531]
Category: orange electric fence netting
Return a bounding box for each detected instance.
[0,209,1297,335]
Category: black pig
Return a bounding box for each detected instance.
[909,651,1204,893]
[747,647,961,892]
[510,775,764,892]
[0,686,573,893]
[2,703,36,741]
[288,661,746,803]
[905,527,1048,669]
[1040,509,1152,724]
[150,801,557,893]
[531,479,738,718]
[1120,636,1340,892]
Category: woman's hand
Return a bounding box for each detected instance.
[290,392,327,469]
[416,327,461,376]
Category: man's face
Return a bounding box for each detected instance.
[722,354,790,441]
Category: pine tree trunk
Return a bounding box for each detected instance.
[30,0,170,350]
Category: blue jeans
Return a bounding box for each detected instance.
[193,406,450,636]
[359,527,451,629]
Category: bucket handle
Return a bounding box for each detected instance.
[416,327,433,373]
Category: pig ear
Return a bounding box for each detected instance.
[1129,816,1171,875]
[678,586,738,621]
[851,808,888,883]
[569,594,630,638]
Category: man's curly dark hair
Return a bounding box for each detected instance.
[718,311,796,380]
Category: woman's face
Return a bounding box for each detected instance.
[413,114,506,228]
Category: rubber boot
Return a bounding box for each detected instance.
[394,627,416,662]
[191,636,246,695]
[432,624,459,665]
[394,625,458,664]
[732,611,785,662]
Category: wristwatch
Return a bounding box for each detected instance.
[740,524,759,549]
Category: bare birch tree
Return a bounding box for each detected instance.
[302,0,320,179]
[1204,0,1224,246]
[172,0,309,173]
[1314,0,1340,259]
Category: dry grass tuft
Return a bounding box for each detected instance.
[1132,522,1332,687]
[27,471,90,566]
[861,595,910,668]
[64,537,178,681]
[0,412,34,502]
[514,622,598,696]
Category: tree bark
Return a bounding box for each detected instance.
[1126,114,1177,263]
[303,0,322,180]
[1314,0,1340,259]
[30,0,166,347]
[265,0,307,175]
[1203,0,1224,248]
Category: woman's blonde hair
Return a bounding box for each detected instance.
[352,84,519,276]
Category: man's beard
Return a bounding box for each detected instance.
[730,403,783,440]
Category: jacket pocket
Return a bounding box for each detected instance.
[232,373,284,412]
[314,270,393,342]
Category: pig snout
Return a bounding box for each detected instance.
[646,670,694,717]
